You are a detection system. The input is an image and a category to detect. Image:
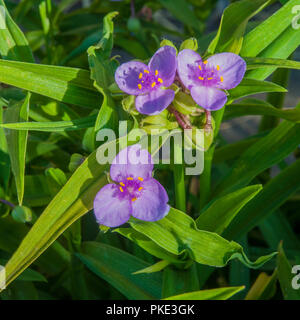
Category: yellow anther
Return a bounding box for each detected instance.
[151,82,156,88]
[131,197,137,202]
[203,60,208,64]
[139,72,143,79]
[138,177,144,181]
[155,70,158,76]
[217,65,220,71]
[198,65,202,70]
[138,187,143,191]
[158,78,163,83]
[208,77,213,80]
[127,177,133,180]
[198,76,204,80]
[138,84,142,89]
[220,76,224,82]
[119,187,124,192]
[120,182,125,186]
[144,69,149,73]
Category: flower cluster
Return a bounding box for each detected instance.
[115,45,246,114]
[94,44,246,227]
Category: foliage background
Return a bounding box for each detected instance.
[0,0,299,300]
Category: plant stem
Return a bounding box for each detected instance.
[173,141,186,212]
[198,108,225,210]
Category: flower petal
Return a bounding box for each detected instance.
[207,53,246,90]
[132,178,170,222]
[110,144,153,182]
[115,61,149,95]
[149,46,177,87]
[190,86,227,111]
[135,88,175,115]
[93,184,132,227]
[177,49,202,90]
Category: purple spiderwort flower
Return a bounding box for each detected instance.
[115,46,177,115]
[177,49,246,111]
[93,144,170,227]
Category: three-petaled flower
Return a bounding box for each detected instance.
[115,46,177,115]
[177,49,246,111]
[93,145,170,227]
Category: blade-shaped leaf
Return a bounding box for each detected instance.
[163,286,245,300]
[4,93,31,204]
[0,0,34,62]
[77,241,162,300]
[196,185,262,234]
[0,59,101,108]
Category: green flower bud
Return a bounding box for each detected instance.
[173,91,197,115]
[12,205,32,223]
[127,17,141,33]
[142,110,178,133]
[179,38,198,51]
[160,39,178,55]
[122,95,139,115]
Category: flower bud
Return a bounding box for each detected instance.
[173,91,197,115]
[12,206,32,223]
[122,95,139,116]
[160,39,178,55]
[179,38,198,51]
[127,17,141,33]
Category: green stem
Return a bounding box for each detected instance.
[198,108,225,210]
[173,142,186,212]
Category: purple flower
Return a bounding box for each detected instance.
[93,144,170,227]
[115,46,177,115]
[177,49,246,111]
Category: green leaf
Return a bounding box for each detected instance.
[277,243,300,300]
[4,93,31,205]
[240,0,300,57]
[133,260,171,275]
[87,12,119,132]
[163,286,245,300]
[162,264,199,298]
[228,78,287,102]
[224,159,300,240]
[77,241,162,300]
[0,0,34,62]
[0,59,101,108]
[0,106,10,190]
[1,115,97,132]
[245,271,277,300]
[208,0,271,54]
[225,99,300,122]
[196,185,262,234]
[129,207,276,269]
[115,227,183,264]
[214,121,300,196]
[246,57,300,70]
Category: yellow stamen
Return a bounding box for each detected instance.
[119,187,124,192]
[127,177,133,180]
[155,70,158,76]
[138,84,142,89]
[198,76,204,80]
[120,182,125,186]
[208,77,213,80]
[138,177,144,181]
[144,69,149,73]
[131,197,137,202]
[151,82,156,88]
[203,60,208,64]
[158,78,163,83]
[198,65,202,70]
[217,65,220,71]
[139,72,143,79]
[220,76,224,82]
[138,187,143,191]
